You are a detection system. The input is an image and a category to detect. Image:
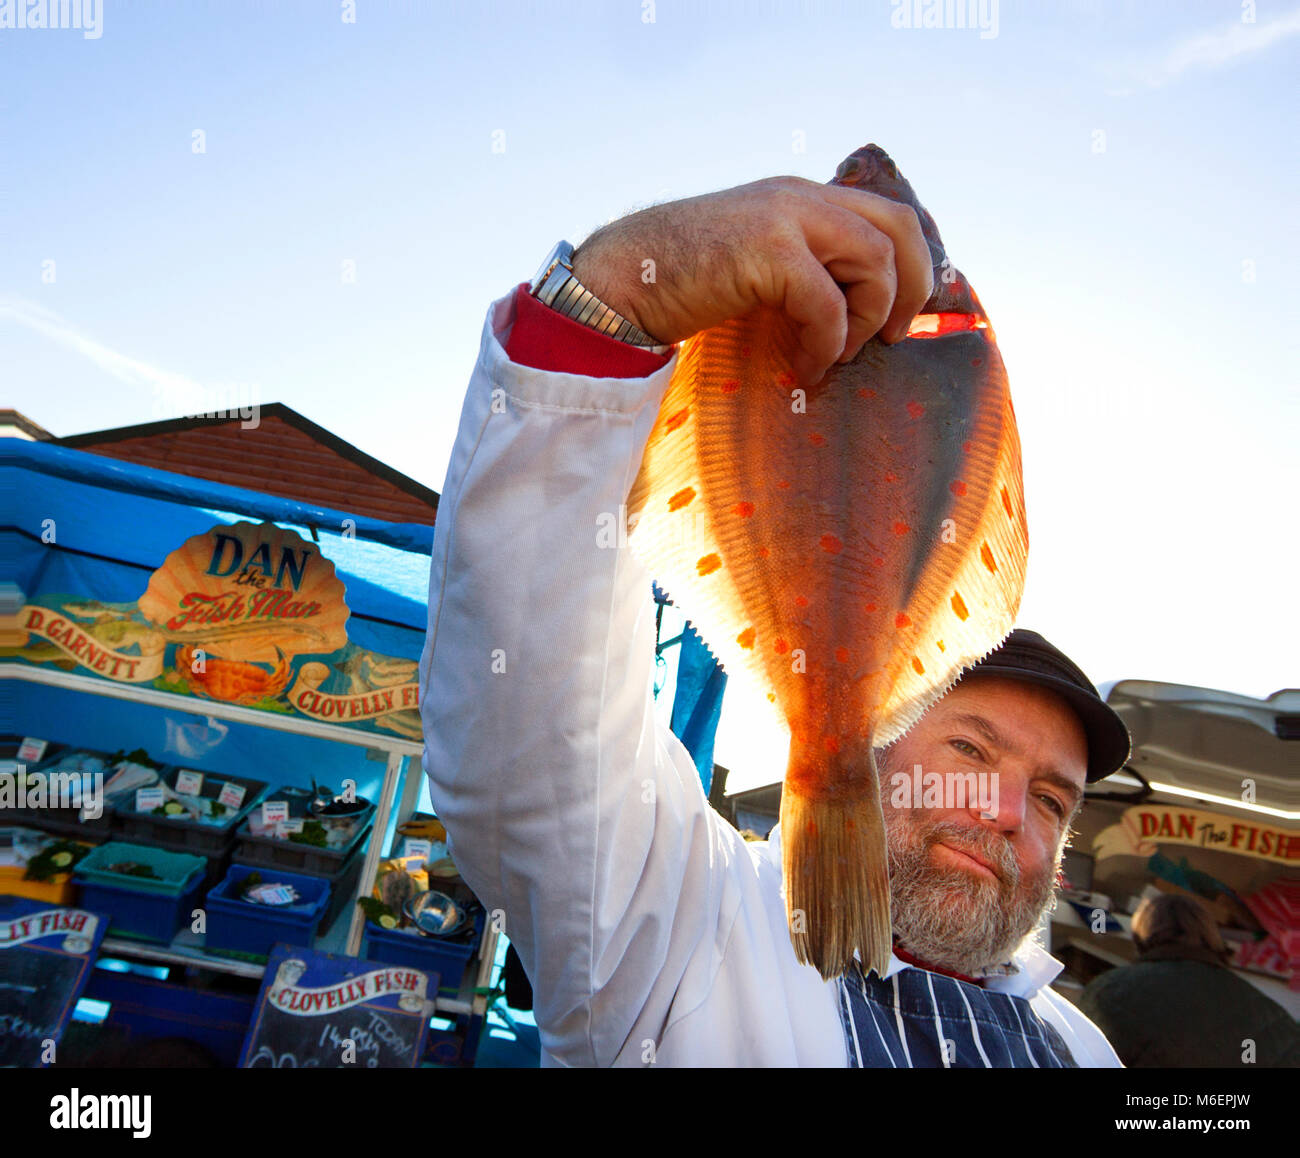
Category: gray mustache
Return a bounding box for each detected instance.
[923,820,1018,887]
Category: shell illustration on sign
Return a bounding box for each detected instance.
[626,145,1029,979]
[139,522,350,705]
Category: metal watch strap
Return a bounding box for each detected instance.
[531,240,672,355]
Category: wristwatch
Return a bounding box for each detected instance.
[529,240,673,354]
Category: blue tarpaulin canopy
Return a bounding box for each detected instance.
[4,438,725,788]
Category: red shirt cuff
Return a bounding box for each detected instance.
[504,283,672,378]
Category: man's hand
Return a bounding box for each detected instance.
[570,176,934,387]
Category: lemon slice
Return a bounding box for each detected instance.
[379,914,398,930]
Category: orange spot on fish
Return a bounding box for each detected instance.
[912,656,925,675]
[776,371,796,387]
[951,592,969,620]
[767,691,776,702]
[906,401,925,419]
[774,638,789,654]
[1001,486,1014,519]
[823,735,840,755]
[820,534,842,554]
[872,557,884,568]
[835,647,849,663]
[962,440,974,454]
[795,595,809,607]
[809,433,827,447]
[883,471,897,483]
[720,378,740,394]
[892,521,910,536]
[758,547,770,559]
[971,357,983,367]
[865,602,878,612]
[696,553,722,576]
[734,501,755,518]
[667,487,696,511]
[737,627,756,649]
[808,821,818,837]
[895,612,912,629]
[776,479,791,490]
[950,480,967,497]
[980,542,998,573]
[857,388,877,400]
[741,344,752,358]
[665,409,688,432]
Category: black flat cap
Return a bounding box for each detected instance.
[957,629,1131,781]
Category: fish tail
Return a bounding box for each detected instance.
[781,751,892,981]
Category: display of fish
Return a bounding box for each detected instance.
[100,761,160,806]
[627,144,1028,980]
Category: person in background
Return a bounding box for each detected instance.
[1078,892,1300,1067]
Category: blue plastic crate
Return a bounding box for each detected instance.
[362,908,484,994]
[204,865,331,957]
[77,866,206,943]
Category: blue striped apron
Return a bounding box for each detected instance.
[838,962,1078,1068]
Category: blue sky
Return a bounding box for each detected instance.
[3,0,1296,790]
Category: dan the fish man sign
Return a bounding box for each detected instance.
[4,522,423,740]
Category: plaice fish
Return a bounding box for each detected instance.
[626,144,1028,980]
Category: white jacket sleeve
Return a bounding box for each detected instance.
[418,290,742,1067]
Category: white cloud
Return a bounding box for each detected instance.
[0,296,251,419]
[1146,8,1300,87]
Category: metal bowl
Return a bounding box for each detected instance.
[403,890,467,937]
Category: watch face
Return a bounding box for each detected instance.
[530,241,572,293]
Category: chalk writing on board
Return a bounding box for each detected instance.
[239,945,435,1069]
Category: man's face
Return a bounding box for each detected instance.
[877,675,1088,976]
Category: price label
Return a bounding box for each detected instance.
[136,787,165,812]
[17,737,48,764]
[402,839,433,864]
[281,819,304,834]
[262,800,290,826]
[174,770,204,796]
[218,782,247,810]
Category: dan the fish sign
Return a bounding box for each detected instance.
[627,144,1028,980]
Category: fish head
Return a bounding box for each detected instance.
[831,143,979,317]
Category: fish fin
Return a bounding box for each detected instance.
[628,320,791,737]
[780,772,892,981]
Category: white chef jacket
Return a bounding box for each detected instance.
[418,289,1122,1068]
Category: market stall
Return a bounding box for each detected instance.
[1048,680,1299,1016]
[1,438,498,1066]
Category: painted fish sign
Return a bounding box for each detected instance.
[627,144,1028,980]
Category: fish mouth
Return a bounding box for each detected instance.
[933,840,1000,882]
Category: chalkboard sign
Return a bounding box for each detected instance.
[0,897,107,1067]
[238,944,436,1068]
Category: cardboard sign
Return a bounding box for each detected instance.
[174,769,204,796]
[218,782,247,810]
[135,786,165,812]
[16,738,48,764]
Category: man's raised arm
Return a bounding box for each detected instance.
[417,177,931,1066]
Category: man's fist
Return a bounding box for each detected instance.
[570,176,934,387]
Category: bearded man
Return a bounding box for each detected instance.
[419,172,1129,1067]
